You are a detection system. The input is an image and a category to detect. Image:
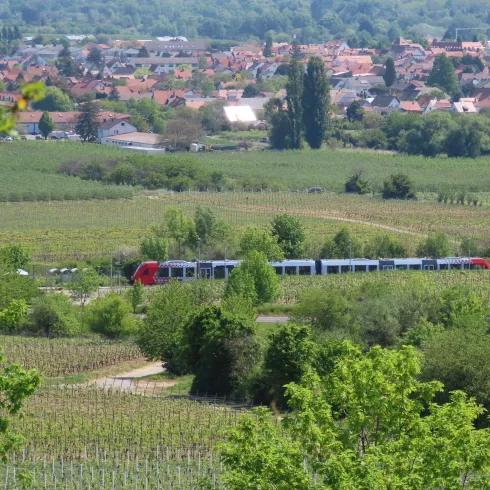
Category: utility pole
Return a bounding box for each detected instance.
[197,237,201,279]
[349,238,352,272]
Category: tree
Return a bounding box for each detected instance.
[263,34,273,57]
[383,56,396,87]
[182,305,258,395]
[365,234,407,259]
[137,281,195,374]
[108,85,120,101]
[87,46,102,66]
[271,214,305,259]
[195,206,216,245]
[269,110,290,149]
[321,227,363,259]
[85,293,138,337]
[0,244,30,270]
[0,347,41,462]
[382,173,416,199]
[56,55,78,77]
[75,100,100,142]
[137,45,149,57]
[69,267,101,306]
[162,115,203,150]
[164,207,197,254]
[291,38,302,60]
[29,293,83,337]
[346,100,364,122]
[221,343,490,489]
[140,236,168,261]
[226,251,280,305]
[199,100,227,134]
[242,84,260,98]
[427,53,458,95]
[238,226,284,261]
[302,56,330,149]
[32,86,73,112]
[417,232,452,258]
[127,279,145,313]
[344,169,370,194]
[38,111,55,139]
[262,324,316,405]
[286,59,304,149]
[445,117,487,158]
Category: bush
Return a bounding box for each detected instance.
[29,294,84,337]
[416,232,452,258]
[344,169,370,195]
[382,173,416,200]
[84,293,138,338]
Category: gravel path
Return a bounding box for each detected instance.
[94,362,166,391]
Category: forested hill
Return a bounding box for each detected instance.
[0,0,488,44]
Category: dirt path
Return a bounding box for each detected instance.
[94,361,170,392]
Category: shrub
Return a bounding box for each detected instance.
[84,293,138,337]
[344,169,370,195]
[382,173,416,200]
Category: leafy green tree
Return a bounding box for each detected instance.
[137,45,149,57]
[263,324,317,405]
[69,267,101,306]
[238,226,284,261]
[460,236,479,257]
[302,56,330,149]
[445,117,487,158]
[108,85,120,101]
[182,305,258,395]
[195,206,216,245]
[127,279,145,313]
[320,227,363,259]
[285,59,304,149]
[164,207,197,254]
[383,56,396,87]
[87,46,102,65]
[0,300,27,333]
[268,110,290,149]
[382,173,416,199]
[344,168,370,194]
[199,100,227,134]
[0,244,30,270]
[137,281,194,374]
[346,100,364,122]
[263,34,273,57]
[271,214,305,259]
[242,84,260,98]
[38,111,55,139]
[75,100,100,142]
[85,293,138,337]
[221,343,490,489]
[33,86,73,112]
[0,347,41,462]
[29,293,83,337]
[56,55,78,77]
[140,236,168,261]
[417,232,452,258]
[422,327,490,427]
[134,67,153,79]
[427,53,458,95]
[365,234,407,259]
[226,251,280,305]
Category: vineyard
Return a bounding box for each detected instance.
[1,191,489,263]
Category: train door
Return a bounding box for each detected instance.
[199,262,212,279]
[379,260,394,271]
[422,259,437,271]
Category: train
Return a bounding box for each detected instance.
[130,257,490,286]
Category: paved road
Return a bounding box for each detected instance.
[95,362,165,391]
[256,316,289,323]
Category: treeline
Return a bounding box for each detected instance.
[336,110,490,158]
[1,0,488,45]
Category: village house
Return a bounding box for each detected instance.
[97,118,137,143]
[100,132,165,153]
[128,57,198,74]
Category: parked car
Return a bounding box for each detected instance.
[307,187,323,194]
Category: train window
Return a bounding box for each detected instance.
[368,265,378,272]
[382,265,394,271]
[409,264,421,270]
[423,265,434,271]
[327,266,339,274]
[226,265,235,273]
[341,265,351,273]
[396,265,407,270]
[450,264,461,270]
[142,268,149,276]
[299,266,311,275]
[170,267,184,278]
[439,264,448,270]
[214,266,226,279]
[355,265,366,272]
[186,267,195,277]
[157,268,169,278]
[274,266,283,275]
[285,266,297,275]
